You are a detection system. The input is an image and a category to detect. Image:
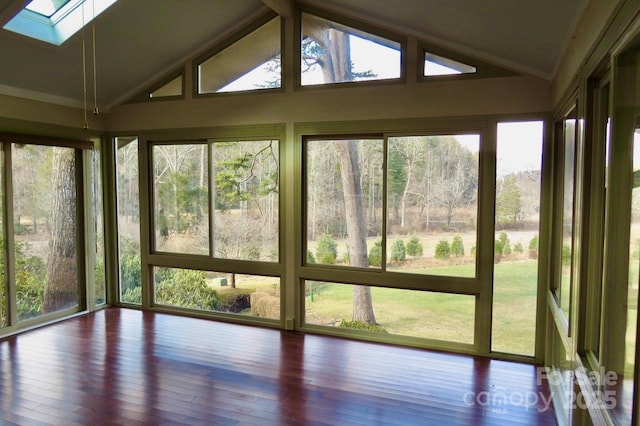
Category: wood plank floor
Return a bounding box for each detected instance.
[0,308,556,425]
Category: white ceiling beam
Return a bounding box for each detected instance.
[261,0,295,19]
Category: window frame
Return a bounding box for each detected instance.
[418,41,517,82]
[295,118,503,355]
[192,11,284,98]
[0,133,100,333]
[122,125,285,326]
[294,5,407,90]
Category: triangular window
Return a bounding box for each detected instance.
[300,11,403,86]
[424,52,476,76]
[420,43,516,80]
[149,75,183,99]
[196,14,281,94]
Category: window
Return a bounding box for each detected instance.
[197,15,281,94]
[154,267,280,320]
[116,137,141,305]
[89,140,106,305]
[304,281,475,344]
[424,52,476,76]
[149,74,183,99]
[13,144,80,321]
[300,12,402,86]
[386,135,479,278]
[553,106,578,324]
[152,143,208,255]
[491,121,544,356]
[303,132,482,346]
[3,0,118,45]
[151,140,279,261]
[306,134,479,277]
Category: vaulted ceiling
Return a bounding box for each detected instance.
[0,0,590,111]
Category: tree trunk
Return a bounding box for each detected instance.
[43,148,77,313]
[306,18,376,324]
[335,141,376,324]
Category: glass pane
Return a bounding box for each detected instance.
[213,140,279,261]
[0,146,5,328]
[492,121,543,355]
[198,18,281,93]
[116,137,141,305]
[13,145,78,321]
[424,52,476,76]
[154,267,280,320]
[149,75,182,99]
[153,144,208,255]
[386,135,479,277]
[559,114,577,318]
[90,142,106,305]
[25,0,71,17]
[304,281,475,344]
[306,139,383,268]
[301,13,401,86]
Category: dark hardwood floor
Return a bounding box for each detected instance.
[0,308,556,425]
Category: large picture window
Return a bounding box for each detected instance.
[151,140,279,261]
[305,134,479,277]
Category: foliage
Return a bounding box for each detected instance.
[496,175,522,224]
[528,235,539,250]
[315,233,338,264]
[156,171,205,235]
[342,244,350,264]
[119,237,141,303]
[562,244,572,266]
[155,268,218,310]
[513,242,524,253]
[434,240,451,260]
[406,236,423,258]
[213,141,278,211]
[250,287,280,318]
[390,239,406,263]
[307,250,316,264]
[495,232,511,256]
[368,241,382,267]
[339,320,388,333]
[15,240,46,319]
[451,235,465,257]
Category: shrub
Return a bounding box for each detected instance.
[315,233,337,264]
[339,320,388,333]
[495,232,511,256]
[406,236,423,258]
[451,235,465,257]
[306,250,316,264]
[528,235,539,250]
[514,242,524,253]
[217,288,252,312]
[390,239,406,263]
[155,268,218,310]
[250,287,280,318]
[435,240,451,260]
[368,241,382,267]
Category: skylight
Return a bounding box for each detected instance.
[3,0,117,46]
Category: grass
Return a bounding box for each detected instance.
[305,260,539,354]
